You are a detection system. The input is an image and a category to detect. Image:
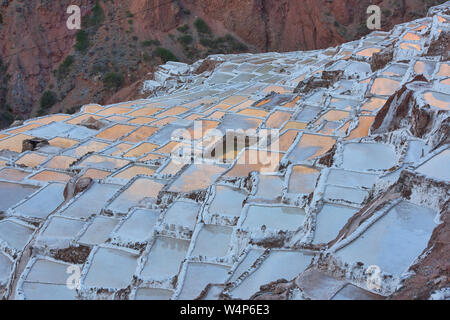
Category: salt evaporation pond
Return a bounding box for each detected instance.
[335,201,437,275]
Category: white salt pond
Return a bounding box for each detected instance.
[230,250,313,299]
[134,287,173,300]
[177,262,230,299]
[0,252,12,284]
[59,183,121,219]
[208,186,247,217]
[0,182,38,212]
[162,201,200,230]
[114,208,159,242]
[191,224,233,257]
[342,143,398,171]
[84,247,137,289]
[416,149,450,181]
[335,201,437,275]
[242,205,306,231]
[141,236,190,281]
[313,204,358,244]
[22,282,77,300]
[0,220,34,251]
[13,183,65,219]
[78,216,119,245]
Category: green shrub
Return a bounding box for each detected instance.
[57,56,74,78]
[141,39,160,47]
[74,30,90,52]
[103,72,124,89]
[194,18,211,34]
[177,24,190,33]
[178,34,193,46]
[90,0,105,26]
[154,47,178,63]
[40,91,58,111]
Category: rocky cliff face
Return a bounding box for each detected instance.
[0,0,446,127]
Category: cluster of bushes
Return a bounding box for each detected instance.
[154,47,178,63]
[38,91,58,115]
[141,39,161,47]
[194,18,211,34]
[103,72,124,89]
[200,34,247,54]
[56,56,75,79]
[74,30,90,52]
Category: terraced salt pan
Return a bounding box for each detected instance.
[0,220,34,251]
[313,204,358,244]
[323,185,368,205]
[0,252,12,284]
[416,149,450,181]
[326,169,378,189]
[335,201,437,275]
[254,175,284,199]
[78,216,118,245]
[230,250,313,299]
[288,166,320,194]
[242,205,306,231]
[0,168,30,181]
[21,282,77,300]
[162,201,200,230]
[331,283,384,300]
[60,183,120,219]
[168,163,226,192]
[114,209,159,242]
[423,91,450,110]
[25,259,70,284]
[107,178,164,214]
[84,247,138,289]
[288,134,336,163]
[134,288,173,300]
[191,224,233,258]
[141,236,190,281]
[342,143,398,171]
[177,262,229,299]
[229,249,265,283]
[13,183,65,219]
[0,182,38,212]
[39,217,85,242]
[208,186,247,217]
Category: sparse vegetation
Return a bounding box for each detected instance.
[154,47,179,63]
[178,34,193,46]
[177,24,190,33]
[103,72,124,89]
[74,30,90,52]
[194,18,211,34]
[39,91,58,114]
[142,39,160,47]
[57,56,74,79]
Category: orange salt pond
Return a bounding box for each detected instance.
[423,92,450,110]
[0,168,30,181]
[346,116,375,140]
[361,97,387,111]
[15,153,48,168]
[112,165,155,179]
[169,163,227,192]
[123,143,158,158]
[356,48,381,57]
[122,126,158,143]
[96,124,136,141]
[370,78,401,96]
[288,134,336,162]
[225,150,283,177]
[29,170,72,183]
